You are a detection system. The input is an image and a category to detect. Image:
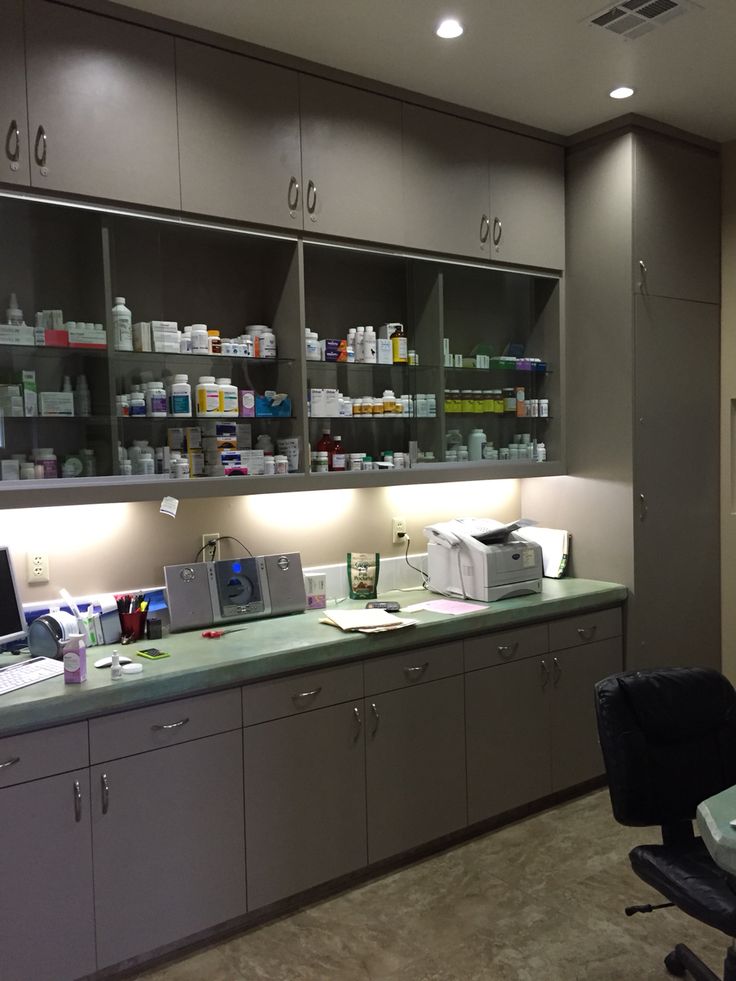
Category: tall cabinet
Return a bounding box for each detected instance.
[523,128,721,671]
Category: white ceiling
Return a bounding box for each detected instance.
[114,0,736,142]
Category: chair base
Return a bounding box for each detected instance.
[664,943,736,981]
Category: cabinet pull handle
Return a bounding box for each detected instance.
[492,216,502,246]
[34,125,47,168]
[639,492,648,522]
[552,656,562,686]
[497,642,518,660]
[577,626,597,642]
[101,773,109,814]
[403,662,429,679]
[370,701,380,736]
[480,213,490,244]
[353,705,362,741]
[638,258,648,292]
[5,119,20,163]
[73,780,82,823]
[292,687,322,706]
[306,179,317,215]
[151,717,190,731]
[540,659,550,690]
[288,176,300,211]
[0,756,20,771]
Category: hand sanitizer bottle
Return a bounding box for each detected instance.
[63,634,87,685]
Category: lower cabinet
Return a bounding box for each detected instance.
[91,730,247,968]
[244,700,367,910]
[0,769,96,981]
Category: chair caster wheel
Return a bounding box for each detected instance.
[664,950,686,977]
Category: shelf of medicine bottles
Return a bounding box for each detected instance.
[117,415,299,423]
[443,366,553,376]
[110,352,297,366]
[445,413,553,420]
[0,345,108,359]
[0,414,110,424]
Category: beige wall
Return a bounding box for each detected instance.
[722,143,736,680]
[1,479,520,604]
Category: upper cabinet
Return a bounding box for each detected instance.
[402,104,490,259]
[0,0,30,187]
[177,40,302,229]
[487,129,564,270]
[633,131,720,304]
[299,76,404,245]
[24,0,181,210]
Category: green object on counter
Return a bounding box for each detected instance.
[697,786,736,876]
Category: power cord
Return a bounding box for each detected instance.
[193,535,254,562]
[400,534,428,588]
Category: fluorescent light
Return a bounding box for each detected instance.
[436,18,464,38]
[609,86,635,100]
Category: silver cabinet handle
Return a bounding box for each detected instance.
[151,717,190,731]
[0,756,20,771]
[101,773,109,814]
[639,493,648,522]
[638,258,648,292]
[370,701,380,736]
[306,179,317,215]
[480,213,490,244]
[497,641,518,661]
[73,780,82,823]
[292,687,322,707]
[403,662,429,679]
[288,176,300,211]
[576,626,597,642]
[5,119,20,164]
[492,216,502,246]
[34,125,47,168]
[552,656,562,686]
[540,659,550,690]
[353,705,362,741]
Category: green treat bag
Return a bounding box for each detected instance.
[347,552,380,600]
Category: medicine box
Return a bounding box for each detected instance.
[377,338,393,364]
[239,450,265,475]
[21,370,37,417]
[1,460,20,480]
[0,324,35,346]
[323,339,347,363]
[255,393,292,418]
[322,389,339,418]
[304,573,327,610]
[40,392,75,416]
[133,322,152,353]
[240,390,255,417]
[309,388,326,416]
[167,428,185,451]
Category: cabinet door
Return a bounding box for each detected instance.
[634,131,720,303]
[300,75,403,244]
[365,676,466,863]
[631,294,720,670]
[244,700,366,909]
[465,655,550,824]
[403,104,490,258]
[0,0,29,186]
[25,0,180,209]
[488,129,564,269]
[91,731,246,968]
[549,638,622,790]
[177,40,302,229]
[0,770,96,981]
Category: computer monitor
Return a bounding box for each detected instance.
[0,546,26,646]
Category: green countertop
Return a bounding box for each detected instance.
[0,578,626,739]
[697,787,736,876]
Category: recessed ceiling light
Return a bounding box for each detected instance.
[436,18,464,39]
[609,86,635,100]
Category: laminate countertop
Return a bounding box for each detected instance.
[0,578,626,739]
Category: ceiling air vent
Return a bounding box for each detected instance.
[590,0,687,38]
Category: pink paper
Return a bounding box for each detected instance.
[423,599,487,615]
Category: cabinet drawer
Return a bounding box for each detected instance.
[464,624,548,672]
[89,689,242,763]
[364,641,463,696]
[243,663,363,726]
[548,608,622,652]
[0,722,88,789]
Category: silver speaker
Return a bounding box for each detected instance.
[261,553,306,616]
[164,562,213,632]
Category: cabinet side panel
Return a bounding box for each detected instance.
[722,143,736,684]
[0,0,30,186]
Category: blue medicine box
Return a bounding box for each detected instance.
[255,394,292,418]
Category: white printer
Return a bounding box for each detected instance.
[424,518,544,602]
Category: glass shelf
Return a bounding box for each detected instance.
[110,351,297,366]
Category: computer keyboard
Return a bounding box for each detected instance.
[0,657,64,695]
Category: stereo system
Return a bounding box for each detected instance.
[164,552,306,632]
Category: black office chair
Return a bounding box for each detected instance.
[595,667,736,980]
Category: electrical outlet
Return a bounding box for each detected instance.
[201,532,220,560]
[392,516,407,545]
[27,551,50,584]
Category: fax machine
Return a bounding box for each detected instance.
[424,519,543,602]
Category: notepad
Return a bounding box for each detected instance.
[320,609,417,633]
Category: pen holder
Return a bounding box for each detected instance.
[119,611,146,642]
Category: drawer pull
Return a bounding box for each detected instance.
[287,175,300,211]
[151,717,190,731]
[101,773,109,814]
[34,124,47,168]
[0,756,20,771]
[576,626,597,642]
[73,780,82,823]
[492,215,502,246]
[480,213,490,244]
[552,656,562,686]
[497,642,518,660]
[5,119,20,164]
[540,659,550,690]
[353,705,362,741]
[370,702,380,736]
[403,662,429,679]
[306,179,317,215]
[292,687,322,706]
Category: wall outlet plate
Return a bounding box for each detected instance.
[392,516,407,544]
[27,551,50,584]
[201,533,220,560]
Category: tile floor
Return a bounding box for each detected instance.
[134,789,727,981]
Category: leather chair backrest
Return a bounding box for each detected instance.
[595,667,736,827]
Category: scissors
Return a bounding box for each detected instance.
[201,627,248,639]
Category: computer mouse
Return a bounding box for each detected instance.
[94,655,132,668]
